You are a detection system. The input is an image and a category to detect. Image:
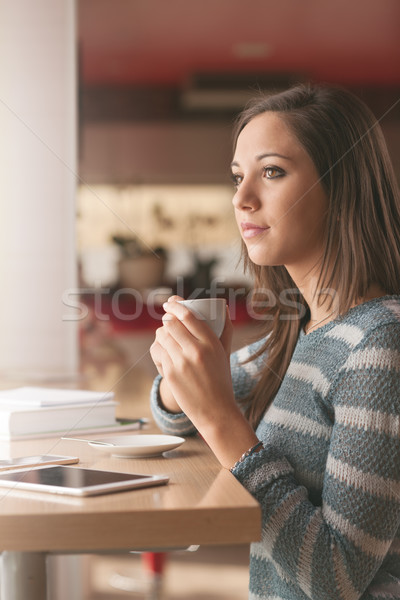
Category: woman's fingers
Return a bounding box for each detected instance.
[220,306,233,356]
[150,331,183,413]
[162,300,233,362]
[153,321,191,378]
[150,301,237,437]
[150,299,233,406]
[149,337,164,377]
[150,325,182,376]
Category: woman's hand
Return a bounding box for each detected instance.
[150,296,259,468]
[150,296,233,420]
[150,295,185,414]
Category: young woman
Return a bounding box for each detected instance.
[150,84,400,599]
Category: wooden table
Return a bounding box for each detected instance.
[0,426,261,599]
[0,322,261,598]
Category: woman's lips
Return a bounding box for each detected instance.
[241,222,270,239]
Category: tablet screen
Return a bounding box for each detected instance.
[0,465,169,496]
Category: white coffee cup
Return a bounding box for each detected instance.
[177,298,226,338]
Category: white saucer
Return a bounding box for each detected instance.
[88,434,185,458]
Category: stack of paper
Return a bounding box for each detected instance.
[0,387,120,440]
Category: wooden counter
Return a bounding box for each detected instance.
[0,325,261,598]
[0,429,261,552]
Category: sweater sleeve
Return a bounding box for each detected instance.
[149,374,197,436]
[150,338,267,435]
[231,323,400,599]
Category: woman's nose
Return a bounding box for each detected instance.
[232,180,260,211]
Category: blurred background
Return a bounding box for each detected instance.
[77,0,400,300]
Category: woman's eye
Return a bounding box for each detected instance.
[264,166,284,179]
[231,173,243,187]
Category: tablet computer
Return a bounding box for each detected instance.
[0,465,169,496]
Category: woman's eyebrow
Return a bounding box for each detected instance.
[256,152,292,161]
[231,152,292,168]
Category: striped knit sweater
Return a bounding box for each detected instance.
[150,296,400,600]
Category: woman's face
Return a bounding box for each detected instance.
[231,111,329,281]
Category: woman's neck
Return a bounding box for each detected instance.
[302,282,388,334]
[287,263,387,334]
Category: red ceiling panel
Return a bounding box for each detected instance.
[78,0,400,86]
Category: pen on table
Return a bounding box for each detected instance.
[116,417,150,428]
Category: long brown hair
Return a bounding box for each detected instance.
[234,83,400,428]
